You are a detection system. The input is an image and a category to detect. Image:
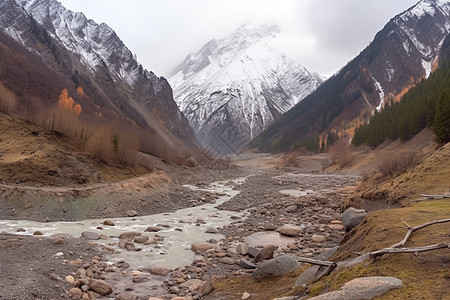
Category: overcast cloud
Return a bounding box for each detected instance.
[58,0,418,77]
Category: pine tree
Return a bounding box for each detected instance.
[433,90,450,143]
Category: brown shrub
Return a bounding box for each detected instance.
[378,151,421,177]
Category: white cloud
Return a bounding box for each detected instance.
[59,0,418,77]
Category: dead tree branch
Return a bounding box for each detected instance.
[369,243,449,259]
[391,218,450,248]
[296,257,337,268]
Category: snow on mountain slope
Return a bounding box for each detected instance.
[169,24,323,155]
[0,0,199,155]
[251,0,450,153]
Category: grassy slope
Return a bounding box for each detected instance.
[308,200,450,299]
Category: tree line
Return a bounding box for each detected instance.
[352,61,450,147]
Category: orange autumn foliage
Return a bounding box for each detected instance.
[57,88,82,116]
[76,86,84,97]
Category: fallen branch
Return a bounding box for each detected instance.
[412,194,449,202]
[296,257,337,268]
[369,243,449,259]
[391,218,450,248]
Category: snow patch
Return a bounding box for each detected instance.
[422,59,432,78]
[372,76,385,111]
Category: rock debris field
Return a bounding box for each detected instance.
[0,166,360,299]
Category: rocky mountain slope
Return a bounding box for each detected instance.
[169,24,323,155]
[0,0,198,161]
[252,0,450,153]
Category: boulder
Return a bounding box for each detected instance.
[219,257,236,265]
[134,235,150,243]
[253,255,299,280]
[118,232,141,240]
[254,245,276,263]
[236,242,249,255]
[145,226,162,232]
[239,259,257,269]
[81,231,100,240]
[311,234,326,243]
[191,243,214,252]
[68,287,83,299]
[103,220,115,226]
[205,227,218,234]
[88,279,112,296]
[180,279,203,292]
[341,207,368,231]
[126,210,138,217]
[276,225,303,237]
[308,276,402,299]
[149,267,171,276]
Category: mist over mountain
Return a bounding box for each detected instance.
[169,24,323,155]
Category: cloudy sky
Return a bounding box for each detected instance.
[58,0,418,77]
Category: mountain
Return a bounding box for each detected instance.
[169,24,323,155]
[0,0,198,162]
[251,0,450,153]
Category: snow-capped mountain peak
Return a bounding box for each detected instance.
[17,0,144,85]
[169,24,323,154]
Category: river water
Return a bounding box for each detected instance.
[0,177,247,270]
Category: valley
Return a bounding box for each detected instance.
[0,130,448,299]
[0,0,449,299]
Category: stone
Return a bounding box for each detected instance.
[102,220,115,226]
[150,267,171,276]
[219,257,236,265]
[191,243,214,253]
[66,275,76,284]
[145,226,162,232]
[341,207,368,231]
[205,227,218,234]
[284,205,298,213]
[254,245,276,263]
[247,247,259,258]
[126,210,137,217]
[33,231,43,235]
[311,234,326,243]
[68,287,83,299]
[115,292,137,300]
[328,224,344,231]
[308,276,402,299]
[133,235,150,243]
[295,265,321,287]
[239,259,257,269]
[196,218,207,224]
[81,231,100,240]
[276,225,303,237]
[199,280,213,297]
[88,279,112,296]
[236,242,249,255]
[180,279,203,292]
[241,291,251,300]
[253,255,299,280]
[118,232,141,240]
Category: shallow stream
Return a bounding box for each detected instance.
[0,178,247,270]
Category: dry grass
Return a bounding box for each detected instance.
[307,200,450,299]
[377,151,421,177]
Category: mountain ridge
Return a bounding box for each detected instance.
[251,0,450,153]
[0,0,199,162]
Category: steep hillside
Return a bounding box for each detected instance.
[0,0,198,162]
[169,24,323,155]
[251,0,450,153]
